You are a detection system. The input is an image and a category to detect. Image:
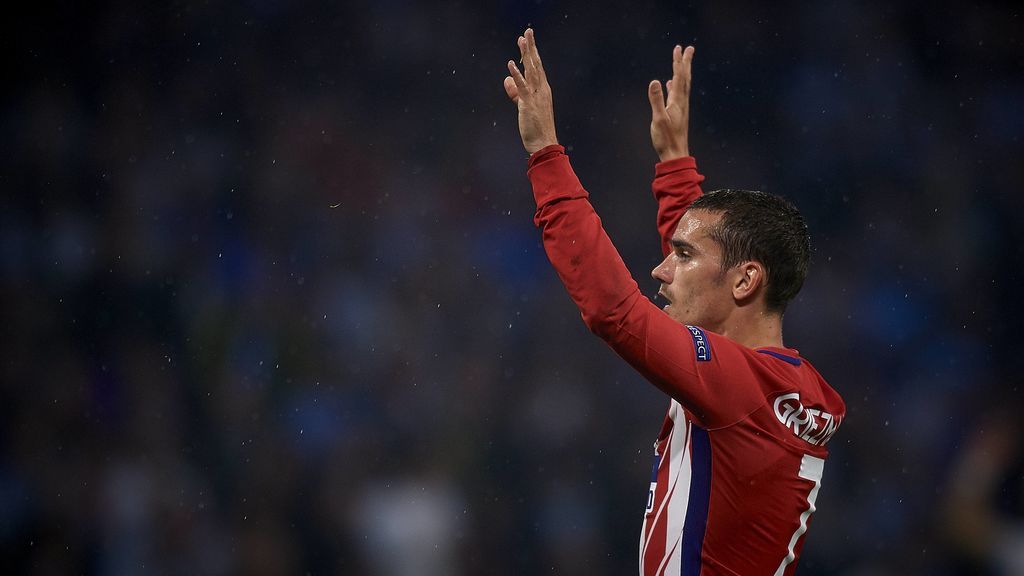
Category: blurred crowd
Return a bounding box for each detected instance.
[3,1,1022,574]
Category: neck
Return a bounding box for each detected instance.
[716,309,785,349]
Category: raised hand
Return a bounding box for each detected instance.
[648,45,695,162]
[504,28,559,154]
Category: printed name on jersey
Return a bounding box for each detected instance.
[685,325,711,362]
[773,392,842,445]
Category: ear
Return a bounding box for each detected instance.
[731,261,766,303]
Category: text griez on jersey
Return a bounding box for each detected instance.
[773,393,841,446]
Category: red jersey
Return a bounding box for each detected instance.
[526,145,845,576]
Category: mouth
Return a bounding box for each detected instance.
[657,288,672,305]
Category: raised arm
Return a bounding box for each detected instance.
[504,30,762,428]
[649,45,705,256]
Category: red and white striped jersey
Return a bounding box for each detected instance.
[638,351,842,576]
[526,146,846,575]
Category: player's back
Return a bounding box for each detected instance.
[641,345,844,576]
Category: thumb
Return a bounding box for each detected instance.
[504,76,520,103]
[648,80,666,119]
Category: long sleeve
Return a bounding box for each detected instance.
[527,146,765,429]
[652,156,705,257]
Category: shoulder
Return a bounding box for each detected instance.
[742,346,846,419]
[793,357,846,417]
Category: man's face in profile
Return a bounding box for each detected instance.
[652,209,732,331]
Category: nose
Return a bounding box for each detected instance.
[651,253,674,283]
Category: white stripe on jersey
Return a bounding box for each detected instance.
[639,400,694,576]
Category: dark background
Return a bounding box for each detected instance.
[3,1,1023,574]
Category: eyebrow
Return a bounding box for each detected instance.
[670,238,697,252]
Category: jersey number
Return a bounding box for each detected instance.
[774,454,825,576]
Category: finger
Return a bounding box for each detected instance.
[522,29,538,83]
[671,44,683,70]
[504,75,520,103]
[671,45,684,87]
[681,45,694,95]
[507,59,528,95]
[666,45,682,105]
[525,28,546,81]
[648,80,667,119]
[670,45,695,105]
[519,32,535,82]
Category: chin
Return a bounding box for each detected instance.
[663,305,689,325]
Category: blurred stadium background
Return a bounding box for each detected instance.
[3,1,1022,574]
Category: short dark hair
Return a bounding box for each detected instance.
[689,189,810,314]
